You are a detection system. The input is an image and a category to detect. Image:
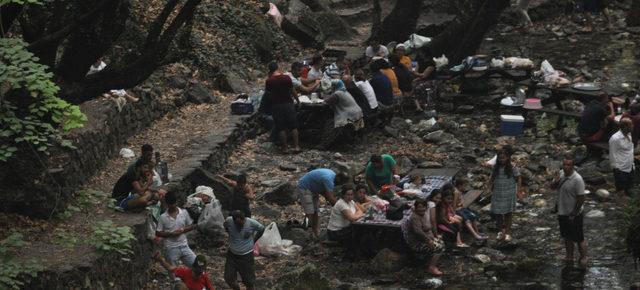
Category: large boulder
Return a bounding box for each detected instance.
[282,0,326,48]
[370,248,404,274]
[214,71,250,94]
[263,182,297,206]
[187,83,219,104]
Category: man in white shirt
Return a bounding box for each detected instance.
[354,69,378,110]
[609,117,635,195]
[365,39,389,59]
[156,191,196,267]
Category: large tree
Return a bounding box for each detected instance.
[2,0,202,104]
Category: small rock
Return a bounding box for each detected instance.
[535,227,551,232]
[418,161,443,169]
[594,189,610,200]
[384,126,400,138]
[532,199,546,207]
[333,152,343,159]
[370,248,404,274]
[457,105,475,114]
[263,182,297,206]
[424,130,444,143]
[279,163,297,172]
[473,254,491,264]
[261,179,283,187]
[585,209,605,218]
[418,278,443,288]
[186,83,219,104]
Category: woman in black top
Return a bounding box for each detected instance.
[217,173,255,217]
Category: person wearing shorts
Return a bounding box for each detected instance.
[265,61,300,153]
[296,168,350,237]
[224,211,264,290]
[554,158,588,268]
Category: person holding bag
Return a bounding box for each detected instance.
[487,149,523,242]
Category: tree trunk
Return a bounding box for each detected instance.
[369,0,382,41]
[377,0,423,43]
[628,0,640,27]
[418,0,509,66]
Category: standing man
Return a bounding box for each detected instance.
[552,158,588,268]
[296,169,350,237]
[224,210,264,290]
[365,154,398,194]
[609,118,635,195]
[156,191,196,267]
[265,61,301,153]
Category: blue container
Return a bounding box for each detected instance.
[500,115,524,136]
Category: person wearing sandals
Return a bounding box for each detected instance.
[402,199,444,276]
[450,180,487,242]
[552,157,588,268]
[436,190,469,248]
[488,149,522,242]
[327,184,363,261]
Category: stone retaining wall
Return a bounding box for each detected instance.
[24,114,257,289]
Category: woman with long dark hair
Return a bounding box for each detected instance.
[488,149,522,242]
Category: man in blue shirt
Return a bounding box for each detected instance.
[296,168,350,236]
[224,210,264,290]
[368,60,394,106]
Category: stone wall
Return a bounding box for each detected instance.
[0,65,196,218]
[23,114,257,289]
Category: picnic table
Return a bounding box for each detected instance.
[436,67,533,82]
[350,168,460,254]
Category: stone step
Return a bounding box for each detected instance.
[334,3,375,25]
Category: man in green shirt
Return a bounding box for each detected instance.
[365,154,398,193]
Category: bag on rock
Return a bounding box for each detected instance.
[256,222,302,257]
[197,200,225,238]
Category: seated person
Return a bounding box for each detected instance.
[436,190,468,247]
[390,53,416,108]
[127,144,154,175]
[449,181,487,242]
[333,55,351,75]
[354,183,372,212]
[400,175,423,198]
[577,92,615,143]
[401,199,444,276]
[365,39,389,60]
[155,253,214,290]
[323,81,364,130]
[87,58,138,102]
[217,173,255,218]
[305,55,325,82]
[368,60,394,107]
[327,184,363,260]
[342,74,373,116]
[286,62,320,95]
[365,154,398,193]
[354,69,379,111]
[394,44,413,70]
[428,189,441,238]
[112,162,164,211]
[378,59,402,98]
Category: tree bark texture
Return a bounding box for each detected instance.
[628,0,640,27]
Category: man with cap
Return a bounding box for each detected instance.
[224,210,264,290]
[155,252,215,290]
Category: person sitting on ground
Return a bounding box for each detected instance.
[378,59,402,98]
[155,253,214,290]
[394,44,412,70]
[436,190,468,248]
[365,154,398,194]
[449,181,487,242]
[368,60,394,107]
[323,80,364,131]
[217,173,255,217]
[577,92,616,144]
[327,184,364,260]
[265,61,301,153]
[354,183,372,212]
[86,58,139,102]
[401,174,424,198]
[402,199,444,276]
[112,162,162,211]
[296,169,350,237]
[306,55,325,82]
[621,102,640,146]
[342,74,373,117]
[428,189,442,238]
[156,191,197,268]
[354,69,379,112]
[286,62,320,95]
[389,53,415,109]
[411,57,438,109]
[365,39,389,60]
[608,117,635,196]
[127,144,154,175]
[224,210,264,290]
[488,149,522,242]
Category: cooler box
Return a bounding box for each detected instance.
[500,115,524,136]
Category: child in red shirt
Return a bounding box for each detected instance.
[155,252,214,290]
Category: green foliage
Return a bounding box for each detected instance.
[54,189,110,220]
[0,37,87,161]
[90,220,136,256]
[0,233,43,289]
[54,229,80,249]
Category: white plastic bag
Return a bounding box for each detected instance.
[505,57,534,69]
[491,58,504,68]
[403,34,431,50]
[119,148,135,158]
[197,200,225,237]
[256,222,302,257]
[432,55,448,69]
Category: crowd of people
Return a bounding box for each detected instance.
[258,40,438,153]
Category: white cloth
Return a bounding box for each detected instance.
[355,80,378,109]
[267,3,283,27]
[157,208,193,249]
[86,61,106,75]
[609,130,635,173]
[365,45,389,58]
[486,155,497,166]
[328,199,356,231]
[110,89,127,97]
[284,72,302,88]
[557,170,586,216]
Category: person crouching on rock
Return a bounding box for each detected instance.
[487,149,522,242]
[155,253,215,290]
[112,161,165,211]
